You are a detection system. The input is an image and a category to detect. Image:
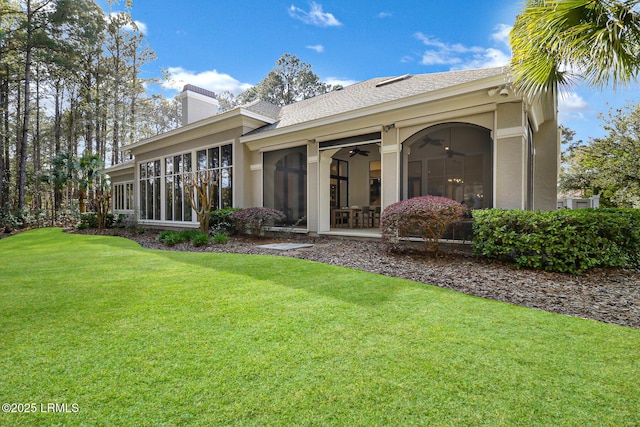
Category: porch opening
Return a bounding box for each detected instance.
[320,135,382,230]
[331,144,381,229]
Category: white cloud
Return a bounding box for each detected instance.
[558,91,589,122]
[161,67,252,95]
[324,77,358,88]
[413,25,512,70]
[108,12,148,34]
[462,48,512,69]
[377,11,392,18]
[306,44,325,53]
[134,20,148,34]
[289,2,342,27]
[559,91,589,112]
[491,24,512,47]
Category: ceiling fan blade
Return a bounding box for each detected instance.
[419,137,444,148]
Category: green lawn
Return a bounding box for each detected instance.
[0,228,638,426]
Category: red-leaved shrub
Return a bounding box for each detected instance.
[380,196,467,252]
[229,207,286,237]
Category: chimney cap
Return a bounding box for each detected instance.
[181,84,216,99]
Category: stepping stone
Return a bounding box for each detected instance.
[256,243,314,251]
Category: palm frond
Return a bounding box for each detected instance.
[510,0,640,99]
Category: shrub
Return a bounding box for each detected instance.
[79,212,116,229]
[210,207,242,235]
[1,205,20,233]
[115,213,138,229]
[80,213,99,229]
[158,229,212,247]
[212,231,229,244]
[179,229,202,242]
[472,208,640,274]
[191,231,210,247]
[229,207,286,237]
[158,230,181,246]
[380,196,467,253]
[158,230,189,246]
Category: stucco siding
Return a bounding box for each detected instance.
[533,120,560,210]
[495,136,525,209]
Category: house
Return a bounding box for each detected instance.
[106,66,559,236]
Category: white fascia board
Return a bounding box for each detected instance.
[315,126,383,143]
[126,108,276,154]
[239,73,510,144]
[103,160,135,174]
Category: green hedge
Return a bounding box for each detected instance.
[472,208,640,274]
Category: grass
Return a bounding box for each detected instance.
[0,228,638,426]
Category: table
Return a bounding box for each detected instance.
[332,208,361,228]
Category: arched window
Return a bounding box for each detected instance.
[403,123,493,209]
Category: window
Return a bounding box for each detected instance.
[330,159,348,208]
[264,146,307,225]
[164,153,192,222]
[195,144,233,210]
[139,160,161,220]
[369,161,381,205]
[404,124,493,209]
[113,182,134,211]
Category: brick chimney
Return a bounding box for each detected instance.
[177,84,219,126]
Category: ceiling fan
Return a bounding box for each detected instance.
[349,147,369,157]
[444,145,465,158]
[419,136,444,148]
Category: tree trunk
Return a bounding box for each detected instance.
[18,1,33,210]
[53,79,63,213]
[34,65,41,210]
[84,66,94,154]
[0,74,8,208]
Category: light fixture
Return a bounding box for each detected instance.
[383,124,395,132]
[488,86,510,97]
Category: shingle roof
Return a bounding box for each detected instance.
[242,99,282,121]
[252,66,507,134]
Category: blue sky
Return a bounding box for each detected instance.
[99,0,640,145]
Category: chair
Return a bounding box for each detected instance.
[332,208,350,227]
[354,206,373,228]
[371,206,381,227]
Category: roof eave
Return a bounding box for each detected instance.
[124,107,277,153]
[103,159,135,175]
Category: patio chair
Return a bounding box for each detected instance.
[354,206,374,228]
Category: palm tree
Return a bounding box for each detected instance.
[510,0,640,99]
[77,153,103,213]
[51,151,79,211]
